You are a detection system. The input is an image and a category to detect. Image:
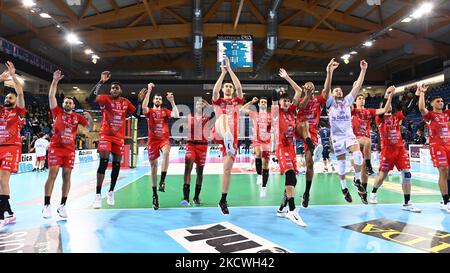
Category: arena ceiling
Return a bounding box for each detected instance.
[1,0,450,82]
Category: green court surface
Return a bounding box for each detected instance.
[102,173,442,209]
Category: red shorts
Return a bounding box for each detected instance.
[379,146,410,172]
[48,147,75,169]
[147,138,170,161]
[295,127,318,152]
[430,144,450,168]
[185,142,208,167]
[0,145,21,173]
[37,156,46,161]
[253,141,271,160]
[97,135,124,155]
[276,144,297,175]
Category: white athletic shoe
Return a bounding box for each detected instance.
[57,205,68,218]
[106,191,115,206]
[93,194,102,209]
[260,186,267,198]
[440,202,450,213]
[42,205,52,219]
[276,207,288,218]
[402,202,421,213]
[285,210,307,227]
[312,144,323,163]
[369,192,378,204]
[180,200,190,207]
[256,175,262,185]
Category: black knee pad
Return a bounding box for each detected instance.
[97,158,109,174]
[285,170,297,187]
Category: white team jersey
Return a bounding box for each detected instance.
[326,94,355,137]
[34,138,49,156]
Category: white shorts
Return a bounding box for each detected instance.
[331,133,359,156]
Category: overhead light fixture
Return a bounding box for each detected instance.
[401,17,412,23]
[39,13,51,18]
[22,0,36,7]
[56,25,61,28]
[340,54,350,60]
[363,41,373,47]
[73,86,79,89]
[92,54,100,60]
[343,59,350,64]
[92,59,97,64]
[131,92,136,95]
[84,49,93,55]
[411,2,433,19]
[367,86,372,89]
[388,28,393,31]
[66,33,82,45]
[350,51,358,55]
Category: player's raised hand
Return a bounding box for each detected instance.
[386,85,395,97]
[5,61,16,76]
[303,82,315,95]
[0,70,9,82]
[53,70,64,82]
[138,88,147,102]
[326,58,339,73]
[278,68,288,78]
[224,55,231,70]
[220,58,227,74]
[100,71,111,83]
[251,97,259,104]
[360,60,368,70]
[417,82,428,93]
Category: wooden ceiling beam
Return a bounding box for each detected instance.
[203,0,225,23]
[245,0,266,24]
[142,0,158,29]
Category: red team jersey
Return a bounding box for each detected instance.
[376,112,409,172]
[97,95,136,139]
[212,97,244,140]
[0,105,26,146]
[273,104,297,174]
[424,110,450,168]
[352,108,377,138]
[423,110,450,146]
[296,95,325,144]
[376,112,405,148]
[249,111,271,144]
[187,113,210,143]
[145,108,172,141]
[49,106,88,151]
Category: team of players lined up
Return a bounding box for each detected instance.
[0,56,449,229]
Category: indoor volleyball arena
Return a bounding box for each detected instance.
[0,0,449,259]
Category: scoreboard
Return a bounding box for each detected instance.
[217,35,253,72]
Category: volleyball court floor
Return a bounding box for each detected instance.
[1,151,448,253]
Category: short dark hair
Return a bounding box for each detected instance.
[153,93,163,98]
[111,82,122,88]
[64,96,75,103]
[430,96,443,103]
[38,132,45,138]
[356,94,365,99]
[260,96,268,101]
[279,93,290,99]
[6,90,17,96]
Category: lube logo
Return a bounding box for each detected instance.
[166,222,291,253]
